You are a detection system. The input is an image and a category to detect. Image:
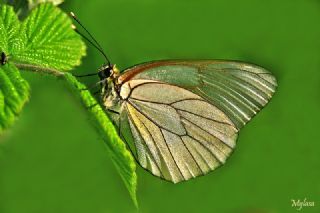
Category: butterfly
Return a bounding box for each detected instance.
[71,13,277,183]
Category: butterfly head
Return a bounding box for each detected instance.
[98,64,120,81]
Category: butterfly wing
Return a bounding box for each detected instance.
[117,60,277,183]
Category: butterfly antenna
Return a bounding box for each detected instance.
[70,12,111,66]
[71,24,108,62]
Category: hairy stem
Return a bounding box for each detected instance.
[14,63,65,77]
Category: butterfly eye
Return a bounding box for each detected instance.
[97,66,112,79]
[103,67,112,77]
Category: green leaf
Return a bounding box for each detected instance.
[12,3,86,71]
[64,73,138,208]
[0,63,29,132]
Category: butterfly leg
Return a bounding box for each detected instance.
[85,103,120,116]
[79,78,107,92]
[106,109,120,115]
[84,91,100,109]
[86,103,98,110]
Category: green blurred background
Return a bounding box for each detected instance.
[1,0,320,212]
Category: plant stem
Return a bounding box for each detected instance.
[14,63,65,77]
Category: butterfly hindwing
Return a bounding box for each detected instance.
[119,79,239,183]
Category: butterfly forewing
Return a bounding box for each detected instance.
[120,60,277,129]
[114,60,277,183]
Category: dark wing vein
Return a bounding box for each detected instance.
[159,129,185,179]
[218,67,276,85]
[181,114,233,150]
[194,87,246,125]
[201,75,261,111]
[127,99,186,136]
[183,138,215,172]
[125,104,164,177]
[175,107,235,127]
[184,132,223,165]
[177,109,235,139]
[207,71,270,103]
[129,97,202,105]
[180,137,204,176]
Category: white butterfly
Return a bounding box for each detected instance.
[98,60,277,183]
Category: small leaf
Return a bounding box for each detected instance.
[12,3,86,71]
[0,63,29,132]
[64,73,138,207]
